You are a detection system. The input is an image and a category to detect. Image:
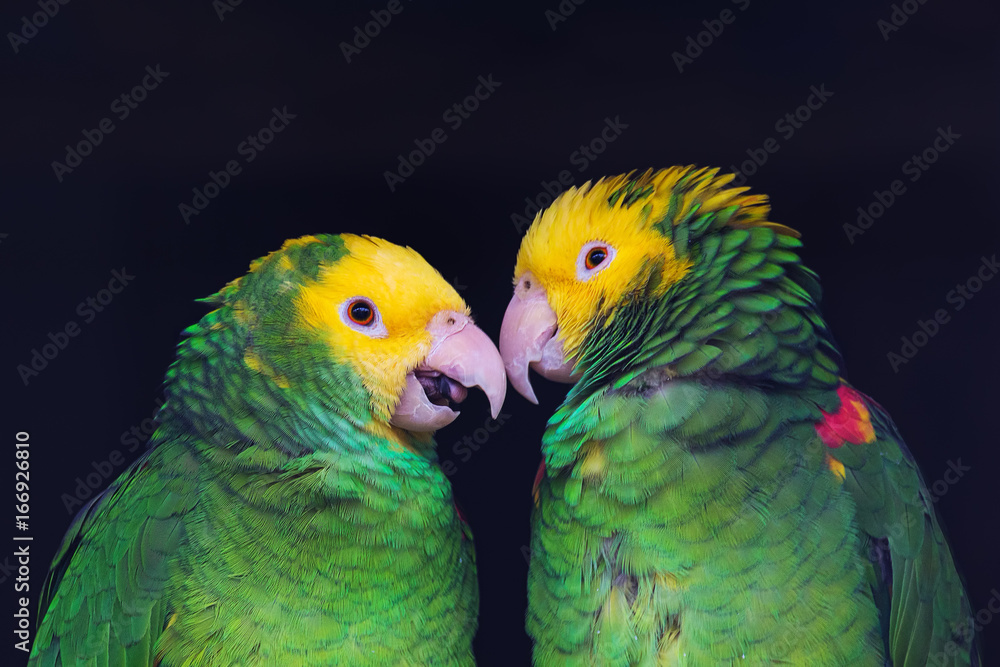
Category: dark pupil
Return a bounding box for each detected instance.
[588,249,606,266]
[351,303,372,323]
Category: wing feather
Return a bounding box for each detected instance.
[30,445,197,667]
[836,389,978,666]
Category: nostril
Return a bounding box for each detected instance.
[429,311,467,335]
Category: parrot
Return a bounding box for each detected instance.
[29,233,506,667]
[499,167,979,666]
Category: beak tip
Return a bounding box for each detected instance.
[525,386,539,405]
[488,384,506,420]
[509,371,539,405]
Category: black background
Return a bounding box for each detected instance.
[3,1,999,665]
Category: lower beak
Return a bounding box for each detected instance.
[499,272,578,404]
[390,311,507,432]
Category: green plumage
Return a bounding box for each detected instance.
[30,235,477,666]
[524,169,978,665]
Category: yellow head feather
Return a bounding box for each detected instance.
[296,235,468,422]
[513,166,792,359]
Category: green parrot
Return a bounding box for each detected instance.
[30,234,506,666]
[499,167,978,666]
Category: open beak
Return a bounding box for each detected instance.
[390,310,507,432]
[499,272,579,404]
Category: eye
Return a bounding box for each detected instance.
[576,242,616,281]
[585,247,608,270]
[339,297,387,337]
[348,300,374,326]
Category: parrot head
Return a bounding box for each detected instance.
[169,234,506,452]
[500,166,837,403]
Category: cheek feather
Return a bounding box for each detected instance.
[527,236,691,361]
[293,239,469,423]
[243,349,291,389]
[297,282,435,420]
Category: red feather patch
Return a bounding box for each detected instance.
[454,501,473,543]
[532,460,546,505]
[814,385,877,448]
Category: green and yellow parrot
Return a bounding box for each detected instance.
[499,167,978,666]
[30,234,506,666]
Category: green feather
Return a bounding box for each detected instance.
[31,236,477,667]
[524,167,977,666]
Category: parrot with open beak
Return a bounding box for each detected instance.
[31,233,506,666]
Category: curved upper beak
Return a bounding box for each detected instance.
[499,272,579,404]
[390,311,507,432]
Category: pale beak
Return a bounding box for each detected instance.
[499,272,579,404]
[390,310,507,432]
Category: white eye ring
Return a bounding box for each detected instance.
[338,297,388,338]
[576,241,616,281]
